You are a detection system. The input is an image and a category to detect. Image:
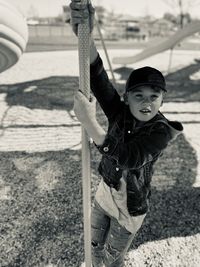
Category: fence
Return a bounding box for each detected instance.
[28,24,73,38]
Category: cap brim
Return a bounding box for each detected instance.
[126,82,167,92]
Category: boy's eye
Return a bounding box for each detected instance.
[135,94,143,99]
[151,95,159,101]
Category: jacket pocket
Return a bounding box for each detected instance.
[126,171,151,216]
[127,190,149,216]
[98,157,122,190]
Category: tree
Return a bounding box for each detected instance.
[163,11,191,26]
[163,12,177,24]
[164,0,200,28]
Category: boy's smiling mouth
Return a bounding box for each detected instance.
[139,108,151,114]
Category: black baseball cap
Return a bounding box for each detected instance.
[126,66,166,92]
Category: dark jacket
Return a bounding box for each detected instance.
[90,54,183,216]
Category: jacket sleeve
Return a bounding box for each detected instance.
[90,53,122,120]
[96,123,172,169]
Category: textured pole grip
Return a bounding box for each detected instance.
[77,1,91,267]
[78,0,90,99]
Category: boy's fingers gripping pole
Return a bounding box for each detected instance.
[76,0,92,266]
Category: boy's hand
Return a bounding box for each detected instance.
[73,91,96,125]
[70,0,95,35]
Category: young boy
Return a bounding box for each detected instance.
[70,2,183,267]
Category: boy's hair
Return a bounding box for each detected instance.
[126,66,166,93]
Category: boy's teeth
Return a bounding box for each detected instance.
[140,109,151,113]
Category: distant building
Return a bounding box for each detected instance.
[94,10,123,40]
[149,18,174,37]
[118,15,148,40]
[61,5,175,40]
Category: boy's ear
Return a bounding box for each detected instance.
[123,93,129,105]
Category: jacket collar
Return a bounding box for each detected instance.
[124,107,183,140]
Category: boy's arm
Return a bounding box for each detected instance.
[74,91,106,145]
[96,123,172,169]
[90,38,98,64]
[90,38,122,119]
[82,118,106,146]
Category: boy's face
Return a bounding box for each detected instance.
[127,86,164,122]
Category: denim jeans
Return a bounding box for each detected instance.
[91,200,144,267]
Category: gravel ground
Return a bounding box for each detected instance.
[0,49,199,267]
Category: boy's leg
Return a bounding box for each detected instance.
[103,216,145,267]
[91,200,110,267]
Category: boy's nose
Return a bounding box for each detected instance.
[142,98,151,105]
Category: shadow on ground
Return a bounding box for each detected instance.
[0,76,79,112]
[0,62,200,266]
[0,58,199,113]
[0,149,84,267]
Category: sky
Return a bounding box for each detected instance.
[6,0,200,19]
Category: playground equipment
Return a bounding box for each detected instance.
[77,0,92,266]
[0,0,28,73]
[113,21,200,65]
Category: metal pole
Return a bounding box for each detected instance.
[167,47,174,74]
[77,0,91,266]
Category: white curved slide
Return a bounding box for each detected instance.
[113,21,200,65]
[0,0,28,73]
